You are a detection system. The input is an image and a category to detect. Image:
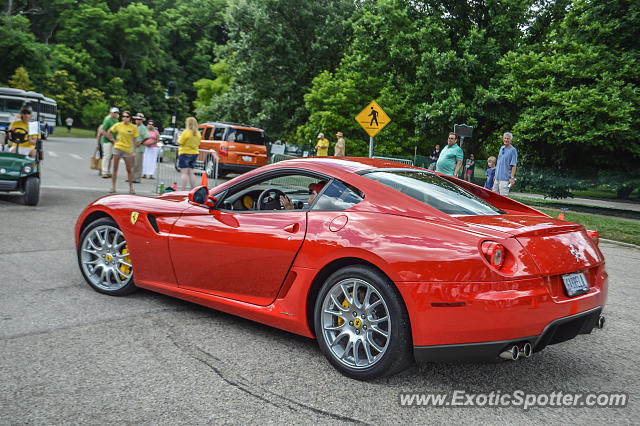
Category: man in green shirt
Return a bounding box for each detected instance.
[436,132,464,176]
[132,113,150,183]
[99,107,120,178]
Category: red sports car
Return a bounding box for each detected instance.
[75,157,607,380]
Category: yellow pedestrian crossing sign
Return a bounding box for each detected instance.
[355,100,390,137]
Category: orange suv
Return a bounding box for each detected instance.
[198,122,268,176]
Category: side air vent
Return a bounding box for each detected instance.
[147,214,160,233]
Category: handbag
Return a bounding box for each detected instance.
[90,148,102,170]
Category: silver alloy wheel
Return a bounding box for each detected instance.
[321,278,391,369]
[205,158,215,177]
[80,224,132,291]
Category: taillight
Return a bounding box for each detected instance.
[219,145,228,156]
[481,241,505,270]
[587,230,599,245]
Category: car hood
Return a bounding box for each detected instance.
[0,153,31,171]
[459,215,604,275]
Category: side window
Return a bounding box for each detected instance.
[311,180,363,211]
[213,127,225,140]
[220,173,321,212]
[202,127,212,140]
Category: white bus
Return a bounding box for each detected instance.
[0,87,58,139]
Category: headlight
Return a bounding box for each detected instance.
[22,163,35,174]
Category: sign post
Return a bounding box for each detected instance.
[355,100,391,158]
[454,123,473,150]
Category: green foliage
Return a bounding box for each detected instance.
[200,0,356,139]
[0,15,49,81]
[8,67,34,91]
[82,102,110,128]
[194,62,232,110]
[496,0,640,169]
[42,70,80,119]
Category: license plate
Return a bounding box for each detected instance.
[242,155,252,162]
[562,272,590,297]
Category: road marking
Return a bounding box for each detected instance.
[47,151,58,157]
[70,154,82,160]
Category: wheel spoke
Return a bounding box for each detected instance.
[362,338,374,363]
[371,325,388,339]
[340,283,353,305]
[366,334,384,353]
[369,315,388,325]
[341,339,354,360]
[330,294,348,312]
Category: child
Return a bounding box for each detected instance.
[485,156,496,189]
[464,153,475,182]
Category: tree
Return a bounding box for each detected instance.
[496,0,640,169]
[42,70,80,119]
[0,15,49,82]
[193,61,232,110]
[201,0,356,140]
[8,66,34,90]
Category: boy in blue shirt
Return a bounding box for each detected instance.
[484,156,496,189]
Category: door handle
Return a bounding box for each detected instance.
[283,223,299,233]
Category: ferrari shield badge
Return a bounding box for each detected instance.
[130,211,139,225]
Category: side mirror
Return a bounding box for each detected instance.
[188,186,217,208]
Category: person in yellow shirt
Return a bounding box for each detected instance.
[315,133,329,156]
[104,111,139,194]
[9,108,40,158]
[178,116,202,190]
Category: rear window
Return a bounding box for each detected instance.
[213,127,225,139]
[226,128,266,145]
[363,170,502,216]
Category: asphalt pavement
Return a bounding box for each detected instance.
[1,137,639,424]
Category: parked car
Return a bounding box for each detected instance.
[159,127,178,146]
[75,157,607,380]
[198,121,267,177]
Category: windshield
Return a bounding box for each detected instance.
[0,98,25,113]
[162,129,175,135]
[363,170,502,216]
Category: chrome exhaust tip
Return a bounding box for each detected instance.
[597,315,605,329]
[519,342,532,358]
[499,345,519,360]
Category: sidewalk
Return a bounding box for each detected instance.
[511,192,640,213]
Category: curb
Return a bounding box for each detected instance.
[600,238,640,250]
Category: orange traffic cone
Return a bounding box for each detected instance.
[200,172,208,188]
[558,212,565,221]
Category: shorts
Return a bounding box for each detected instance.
[113,148,132,158]
[178,153,197,169]
[465,168,473,176]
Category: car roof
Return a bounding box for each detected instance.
[271,156,419,174]
[200,121,264,132]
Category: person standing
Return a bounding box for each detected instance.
[428,144,440,170]
[492,132,518,196]
[8,107,39,157]
[177,117,201,190]
[104,111,139,194]
[334,132,345,156]
[65,117,73,133]
[484,156,497,189]
[464,153,475,182]
[315,133,329,156]
[436,133,463,177]
[99,107,120,178]
[142,119,160,179]
[131,113,149,183]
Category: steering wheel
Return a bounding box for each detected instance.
[9,127,28,145]
[256,188,288,210]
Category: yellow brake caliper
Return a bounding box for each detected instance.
[119,246,131,279]
[337,294,351,326]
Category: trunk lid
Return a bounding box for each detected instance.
[459,215,603,275]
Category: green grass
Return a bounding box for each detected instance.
[534,206,640,246]
[51,128,97,138]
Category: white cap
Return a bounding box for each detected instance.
[110,107,120,113]
[317,133,324,139]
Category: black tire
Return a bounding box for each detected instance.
[314,265,413,380]
[174,157,181,173]
[77,217,137,296]
[23,176,40,206]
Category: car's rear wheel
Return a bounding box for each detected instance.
[77,217,137,296]
[23,176,39,206]
[314,265,413,380]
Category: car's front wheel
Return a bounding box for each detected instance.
[314,265,413,380]
[23,176,39,206]
[77,217,137,296]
